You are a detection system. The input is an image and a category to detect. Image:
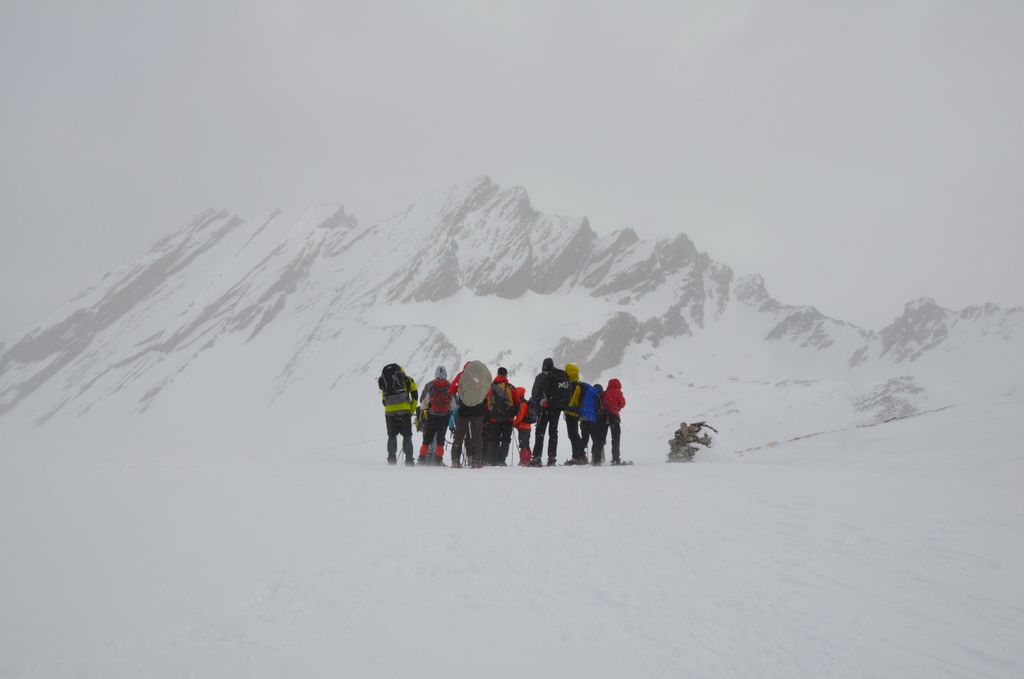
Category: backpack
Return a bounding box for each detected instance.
[428,379,451,415]
[523,399,539,424]
[378,363,409,406]
[545,367,572,410]
[578,382,599,422]
[488,383,514,421]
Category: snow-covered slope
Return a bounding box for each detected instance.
[1,393,1021,679]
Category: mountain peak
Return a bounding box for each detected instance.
[315,205,357,230]
[903,297,945,314]
[880,297,952,362]
[734,274,780,311]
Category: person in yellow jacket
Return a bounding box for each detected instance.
[378,363,419,465]
[562,363,587,465]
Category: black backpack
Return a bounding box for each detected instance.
[524,399,539,424]
[545,368,572,410]
[378,363,409,405]
[488,382,514,421]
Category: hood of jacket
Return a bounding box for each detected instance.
[566,363,580,381]
[607,378,622,390]
[541,357,554,372]
[435,366,448,380]
[513,386,526,403]
[492,374,509,386]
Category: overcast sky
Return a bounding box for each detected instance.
[2,0,1021,340]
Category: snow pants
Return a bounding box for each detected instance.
[564,414,584,461]
[592,414,621,463]
[421,413,448,449]
[532,408,562,464]
[485,421,513,465]
[385,412,414,461]
[580,420,593,453]
[451,413,484,466]
[517,426,532,452]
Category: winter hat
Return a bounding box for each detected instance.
[542,357,554,372]
[435,366,448,380]
[497,367,508,376]
[565,363,579,381]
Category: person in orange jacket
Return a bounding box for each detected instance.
[483,367,516,465]
[511,385,533,465]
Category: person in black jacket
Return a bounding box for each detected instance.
[529,357,567,466]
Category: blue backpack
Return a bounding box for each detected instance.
[579,382,600,422]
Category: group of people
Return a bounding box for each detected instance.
[378,358,626,468]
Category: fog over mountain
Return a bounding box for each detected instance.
[3,2,1023,340]
[1,177,1020,443]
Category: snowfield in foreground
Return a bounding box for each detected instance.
[2,397,1022,679]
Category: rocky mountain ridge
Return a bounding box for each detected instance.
[1,176,1020,427]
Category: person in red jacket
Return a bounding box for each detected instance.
[593,378,626,465]
[511,386,533,465]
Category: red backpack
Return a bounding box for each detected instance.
[428,379,451,415]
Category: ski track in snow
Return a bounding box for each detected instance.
[2,401,1023,679]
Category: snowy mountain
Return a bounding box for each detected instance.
[1,175,1021,451]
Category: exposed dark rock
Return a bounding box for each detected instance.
[879,298,951,362]
[854,376,926,423]
[552,313,640,378]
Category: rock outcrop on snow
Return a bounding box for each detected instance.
[854,376,927,423]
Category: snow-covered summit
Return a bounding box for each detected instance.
[0,177,1021,438]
